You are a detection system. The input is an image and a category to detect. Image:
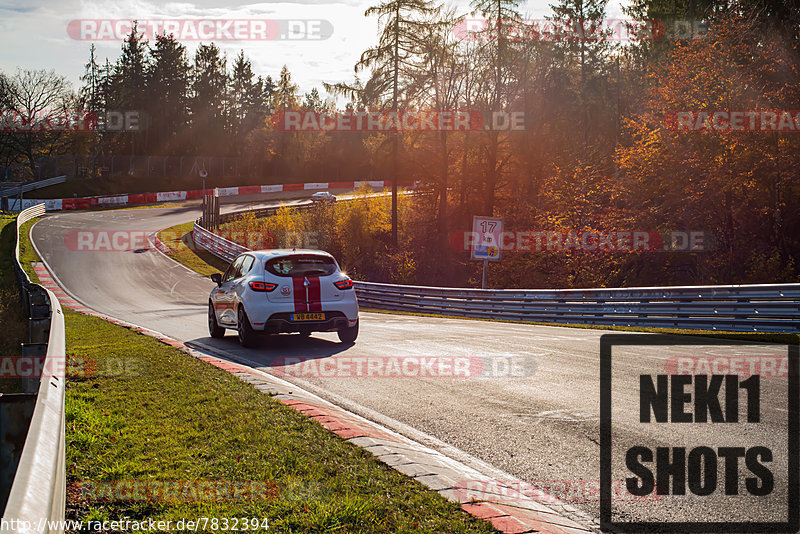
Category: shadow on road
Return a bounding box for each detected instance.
[188,332,353,368]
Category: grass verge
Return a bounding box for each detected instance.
[157,221,229,277]
[18,216,42,281]
[63,308,495,532]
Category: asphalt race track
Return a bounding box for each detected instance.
[32,203,796,530]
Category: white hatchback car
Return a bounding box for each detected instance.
[208,250,359,347]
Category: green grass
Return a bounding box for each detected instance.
[157,221,229,277]
[18,216,41,281]
[63,308,496,533]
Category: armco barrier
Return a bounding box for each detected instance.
[353,281,800,333]
[192,220,249,263]
[2,203,66,532]
[192,219,800,334]
[2,176,67,203]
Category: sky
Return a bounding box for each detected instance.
[0,0,629,99]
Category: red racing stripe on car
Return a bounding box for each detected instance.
[308,277,321,311]
[292,277,307,312]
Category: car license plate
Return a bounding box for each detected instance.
[292,313,325,321]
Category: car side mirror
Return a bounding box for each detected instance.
[210,273,222,286]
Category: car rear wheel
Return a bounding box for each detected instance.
[237,307,258,348]
[208,302,225,338]
[337,320,358,343]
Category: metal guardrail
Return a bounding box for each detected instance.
[2,203,66,533]
[192,221,249,263]
[1,176,67,200]
[2,290,66,533]
[192,199,324,261]
[353,281,800,333]
[192,217,800,333]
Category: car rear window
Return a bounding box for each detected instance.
[265,255,337,277]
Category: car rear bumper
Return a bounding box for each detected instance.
[243,298,359,333]
[260,311,350,334]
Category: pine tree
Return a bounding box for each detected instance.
[229,50,261,155]
[148,34,189,155]
[357,0,441,247]
[191,43,228,154]
[271,65,298,112]
[79,44,102,113]
[115,21,149,154]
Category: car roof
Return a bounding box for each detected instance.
[245,249,335,259]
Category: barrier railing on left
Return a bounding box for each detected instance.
[1,203,66,533]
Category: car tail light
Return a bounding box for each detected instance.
[333,278,353,290]
[250,281,278,292]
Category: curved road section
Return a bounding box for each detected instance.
[33,205,794,530]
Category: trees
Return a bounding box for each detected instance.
[268,65,300,175]
[547,0,613,147]
[115,23,149,154]
[79,44,102,114]
[190,43,228,155]
[271,65,299,113]
[618,13,800,283]
[148,34,189,155]
[469,0,523,217]
[228,51,271,157]
[0,69,78,177]
[358,0,441,247]
[405,7,463,277]
[9,0,797,287]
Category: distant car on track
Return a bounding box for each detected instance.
[208,250,358,347]
[310,191,337,203]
